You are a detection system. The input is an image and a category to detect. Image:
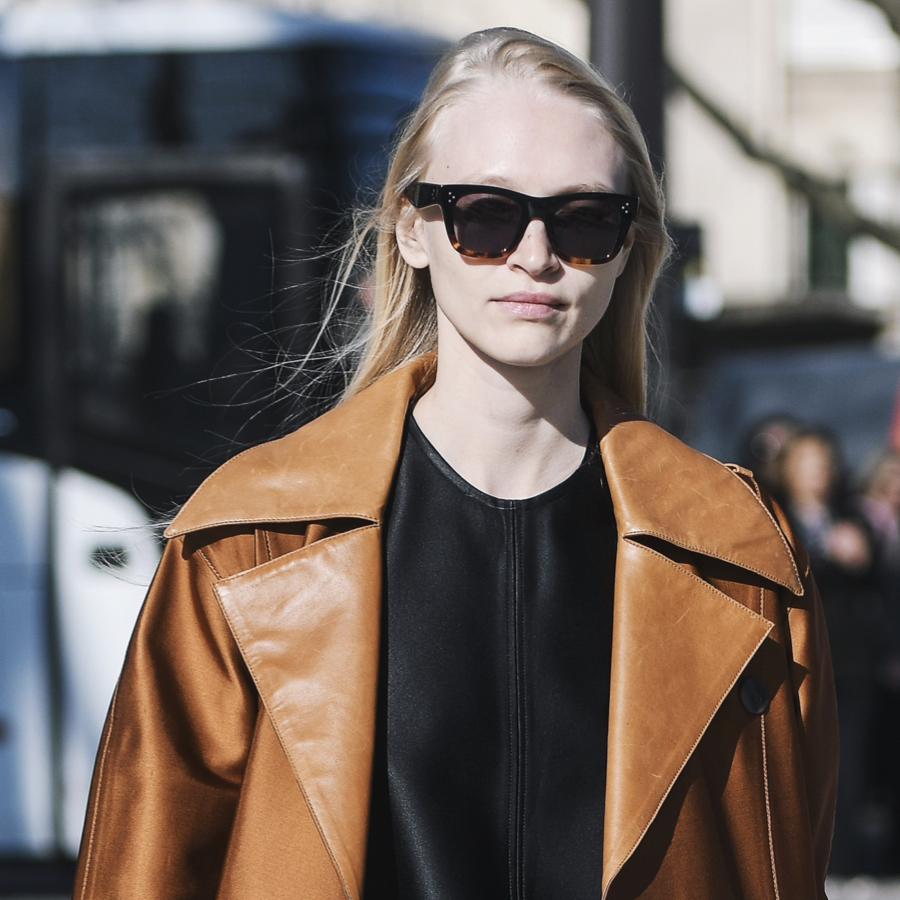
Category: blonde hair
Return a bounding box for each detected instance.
[328,26,670,412]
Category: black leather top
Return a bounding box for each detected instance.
[364,413,616,900]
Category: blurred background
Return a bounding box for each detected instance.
[2,0,900,896]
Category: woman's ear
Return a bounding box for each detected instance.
[396,205,431,269]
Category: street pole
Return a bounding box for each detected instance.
[589,0,665,174]
[590,0,678,427]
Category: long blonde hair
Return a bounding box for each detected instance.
[328,27,669,412]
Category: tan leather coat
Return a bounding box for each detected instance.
[73,356,838,900]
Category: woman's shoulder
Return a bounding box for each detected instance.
[164,359,426,541]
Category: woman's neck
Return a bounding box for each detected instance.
[412,345,590,500]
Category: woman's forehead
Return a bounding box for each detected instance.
[422,83,623,192]
[429,79,607,141]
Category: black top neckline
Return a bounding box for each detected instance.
[406,412,599,511]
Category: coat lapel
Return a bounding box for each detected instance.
[589,382,803,891]
[166,361,429,900]
[601,540,773,891]
[213,526,383,900]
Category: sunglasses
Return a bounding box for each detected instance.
[405,182,640,265]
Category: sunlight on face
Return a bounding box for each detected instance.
[398,80,632,374]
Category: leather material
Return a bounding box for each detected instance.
[602,539,773,891]
[370,416,614,899]
[214,526,383,899]
[74,355,838,900]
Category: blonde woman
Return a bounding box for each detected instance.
[74,27,837,900]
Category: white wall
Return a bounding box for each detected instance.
[666,0,794,306]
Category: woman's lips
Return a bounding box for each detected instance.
[493,293,564,318]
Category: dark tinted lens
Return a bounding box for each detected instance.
[551,198,622,261]
[452,193,522,256]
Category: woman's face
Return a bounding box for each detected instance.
[871,456,900,509]
[397,81,633,374]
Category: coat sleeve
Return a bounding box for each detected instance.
[767,497,839,890]
[786,567,839,890]
[73,533,259,900]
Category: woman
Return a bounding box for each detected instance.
[857,449,900,872]
[778,429,873,874]
[73,27,837,900]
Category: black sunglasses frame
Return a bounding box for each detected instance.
[405,182,640,265]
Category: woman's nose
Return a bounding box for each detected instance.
[506,218,560,275]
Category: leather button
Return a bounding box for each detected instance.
[740,677,768,715]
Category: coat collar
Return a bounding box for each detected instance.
[167,355,803,596]
[583,370,803,594]
[165,360,419,538]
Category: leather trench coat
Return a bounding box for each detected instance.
[73,356,838,900]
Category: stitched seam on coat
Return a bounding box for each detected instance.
[169,512,378,537]
[760,587,781,900]
[724,468,803,590]
[724,462,760,496]
[79,683,119,897]
[264,530,273,562]
[602,543,773,899]
[784,606,801,716]
[761,716,780,900]
[626,539,772,623]
[627,529,800,598]
[215,525,373,586]
[197,547,223,580]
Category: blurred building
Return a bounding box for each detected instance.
[662,0,900,481]
[0,0,590,57]
[667,0,900,323]
[231,0,589,55]
[0,0,456,878]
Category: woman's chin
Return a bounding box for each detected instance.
[467,340,583,374]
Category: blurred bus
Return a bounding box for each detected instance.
[0,1,441,869]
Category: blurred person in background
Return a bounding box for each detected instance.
[739,413,802,499]
[856,449,900,873]
[779,428,877,875]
